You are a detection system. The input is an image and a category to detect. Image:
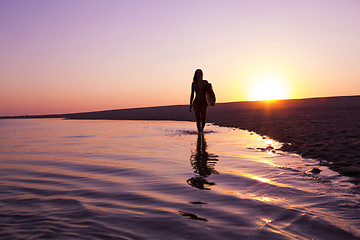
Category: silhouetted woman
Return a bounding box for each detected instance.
[189,69,208,134]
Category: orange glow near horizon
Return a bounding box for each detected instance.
[248,74,290,101]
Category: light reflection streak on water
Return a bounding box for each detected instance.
[262,218,272,223]
[258,197,271,202]
[259,158,279,167]
[251,176,271,184]
[220,189,283,206]
[224,169,285,187]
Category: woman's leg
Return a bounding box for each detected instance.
[193,103,202,133]
[200,105,207,132]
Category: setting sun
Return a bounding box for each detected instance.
[248,74,289,101]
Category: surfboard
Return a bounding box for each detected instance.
[206,83,216,106]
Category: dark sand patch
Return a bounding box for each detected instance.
[211,96,360,185]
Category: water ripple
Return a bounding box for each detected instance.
[0,119,359,239]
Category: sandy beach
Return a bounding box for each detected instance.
[3,95,360,185]
[211,96,360,185]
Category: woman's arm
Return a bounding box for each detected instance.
[189,82,194,112]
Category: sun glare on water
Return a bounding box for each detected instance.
[249,74,289,101]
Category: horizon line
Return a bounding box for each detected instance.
[1,94,359,118]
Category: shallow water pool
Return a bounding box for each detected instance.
[0,119,359,239]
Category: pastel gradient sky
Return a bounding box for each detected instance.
[1,0,359,116]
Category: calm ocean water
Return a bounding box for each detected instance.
[0,119,359,239]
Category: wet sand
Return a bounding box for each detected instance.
[211,96,360,185]
[3,95,360,184]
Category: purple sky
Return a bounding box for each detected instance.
[1,0,360,115]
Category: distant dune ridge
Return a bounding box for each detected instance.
[2,95,360,184]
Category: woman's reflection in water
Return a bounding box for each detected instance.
[187,134,219,190]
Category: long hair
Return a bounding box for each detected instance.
[193,69,203,82]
